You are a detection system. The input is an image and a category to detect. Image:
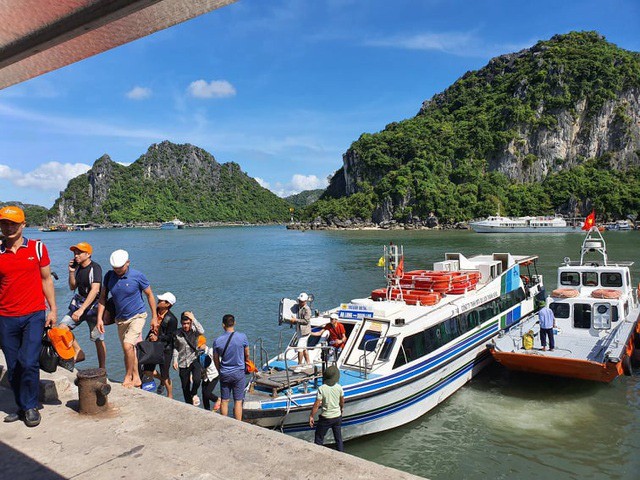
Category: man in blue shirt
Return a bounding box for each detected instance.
[213,314,250,420]
[538,302,556,351]
[97,249,157,388]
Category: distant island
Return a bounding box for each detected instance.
[49,141,293,225]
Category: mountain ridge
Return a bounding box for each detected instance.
[313,31,640,225]
[51,141,291,224]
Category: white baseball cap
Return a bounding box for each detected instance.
[330,313,339,320]
[298,292,309,302]
[110,249,129,268]
[157,292,176,306]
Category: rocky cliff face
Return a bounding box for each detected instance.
[320,32,640,223]
[50,141,290,224]
[486,88,640,183]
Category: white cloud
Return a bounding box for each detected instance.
[364,30,532,58]
[291,174,325,192]
[0,164,22,179]
[187,80,236,99]
[2,162,92,191]
[259,174,328,198]
[254,177,270,189]
[126,86,152,100]
[0,103,170,140]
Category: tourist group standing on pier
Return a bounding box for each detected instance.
[0,205,258,427]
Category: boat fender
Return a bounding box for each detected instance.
[522,330,534,350]
[622,355,633,376]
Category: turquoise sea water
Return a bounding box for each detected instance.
[31,226,640,480]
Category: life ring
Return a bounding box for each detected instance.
[591,289,622,299]
[622,355,633,376]
[551,288,580,298]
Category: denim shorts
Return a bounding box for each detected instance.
[59,312,104,342]
[220,370,246,401]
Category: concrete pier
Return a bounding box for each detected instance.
[0,353,423,480]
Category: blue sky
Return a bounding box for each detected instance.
[1,0,638,207]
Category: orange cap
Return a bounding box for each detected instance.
[0,205,25,223]
[197,335,207,348]
[69,242,93,254]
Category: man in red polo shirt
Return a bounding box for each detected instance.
[311,313,347,361]
[0,206,57,427]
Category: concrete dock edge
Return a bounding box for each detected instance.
[0,352,424,480]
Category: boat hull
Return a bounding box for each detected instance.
[245,323,500,442]
[489,323,638,383]
[470,225,582,234]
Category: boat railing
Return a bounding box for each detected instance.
[276,343,333,391]
[358,336,385,379]
[252,338,270,372]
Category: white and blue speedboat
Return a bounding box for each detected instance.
[244,246,545,442]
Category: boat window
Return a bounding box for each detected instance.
[582,272,598,286]
[573,303,591,329]
[358,330,381,352]
[378,338,395,361]
[592,303,611,329]
[600,272,622,287]
[550,303,570,319]
[306,327,325,348]
[393,288,525,369]
[560,272,580,286]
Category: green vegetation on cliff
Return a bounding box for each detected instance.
[311,32,640,223]
[0,202,48,226]
[52,142,291,223]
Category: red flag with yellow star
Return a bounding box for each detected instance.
[582,211,595,231]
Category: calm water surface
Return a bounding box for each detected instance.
[32,226,640,480]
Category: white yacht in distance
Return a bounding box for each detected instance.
[243,245,545,442]
[160,218,185,230]
[470,215,583,233]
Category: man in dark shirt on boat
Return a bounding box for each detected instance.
[58,242,106,369]
[538,303,556,351]
[311,313,347,361]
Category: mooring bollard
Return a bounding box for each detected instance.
[75,368,111,414]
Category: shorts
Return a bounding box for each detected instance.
[59,312,104,342]
[295,335,309,352]
[220,370,246,402]
[116,312,147,346]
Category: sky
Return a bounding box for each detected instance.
[1,0,639,207]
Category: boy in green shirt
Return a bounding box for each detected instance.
[309,365,344,451]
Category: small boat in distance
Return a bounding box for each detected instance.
[160,218,185,230]
[604,220,632,231]
[243,244,545,442]
[470,215,583,233]
[488,227,640,382]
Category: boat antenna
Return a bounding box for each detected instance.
[580,227,608,266]
[383,244,404,301]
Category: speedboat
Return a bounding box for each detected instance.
[160,218,185,229]
[243,245,545,441]
[470,215,583,233]
[488,227,640,382]
[604,220,632,231]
